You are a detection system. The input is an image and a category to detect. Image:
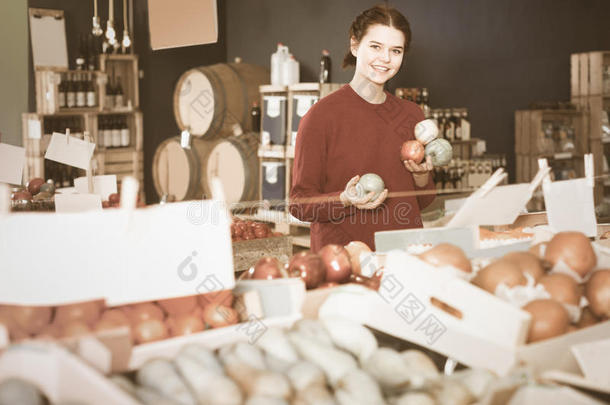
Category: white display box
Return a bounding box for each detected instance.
[0,343,138,405]
[319,250,610,377]
[0,200,235,306]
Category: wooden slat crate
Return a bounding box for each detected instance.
[98,54,140,109]
[232,235,293,272]
[571,51,610,98]
[515,109,586,156]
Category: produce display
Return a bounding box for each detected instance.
[246,241,382,291]
[108,318,496,405]
[403,119,453,167]
[415,232,608,343]
[10,177,56,211]
[0,290,238,346]
[231,218,284,242]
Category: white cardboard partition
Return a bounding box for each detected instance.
[74,175,118,200]
[0,200,234,306]
[543,178,597,237]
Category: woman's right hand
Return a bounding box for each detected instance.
[339,175,388,209]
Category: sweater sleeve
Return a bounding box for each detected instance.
[289,109,357,223]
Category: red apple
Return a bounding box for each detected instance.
[251,257,283,280]
[400,140,425,164]
[318,244,352,284]
[287,251,326,289]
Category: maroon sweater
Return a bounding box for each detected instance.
[290,85,435,252]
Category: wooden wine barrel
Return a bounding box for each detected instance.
[152,133,259,203]
[173,62,269,138]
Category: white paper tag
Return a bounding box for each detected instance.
[27,119,42,139]
[45,132,96,170]
[0,143,26,185]
[180,130,191,149]
[543,178,597,237]
[55,193,102,213]
[74,175,117,200]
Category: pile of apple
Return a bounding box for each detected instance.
[11,177,55,203]
[101,192,146,209]
[245,241,382,291]
[231,218,284,242]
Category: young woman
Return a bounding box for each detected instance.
[289,4,435,252]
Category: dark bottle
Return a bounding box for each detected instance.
[58,73,67,108]
[319,49,331,84]
[75,34,86,70]
[120,116,130,147]
[251,101,261,132]
[76,73,86,108]
[66,73,76,108]
[105,74,114,110]
[86,72,97,107]
[114,76,124,108]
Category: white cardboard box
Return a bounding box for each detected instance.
[319,250,610,377]
[0,200,235,306]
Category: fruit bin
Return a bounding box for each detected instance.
[232,235,293,273]
[318,250,610,377]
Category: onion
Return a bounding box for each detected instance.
[157,296,198,316]
[419,243,472,273]
[356,173,385,200]
[503,251,545,281]
[0,308,30,341]
[61,321,92,338]
[287,251,326,289]
[344,241,372,275]
[250,257,283,280]
[2,305,52,335]
[400,140,425,164]
[577,306,600,329]
[99,309,130,327]
[203,303,239,328]
[424,138,452,167]
[414,119,439,145]
[133,319,168,344]
[318,244,353,284]
[123,303,164,325]
[585,269,610,319]
[544,232,596,279]
[197,290,234,308]
[538,273,581,306]
[472,259,527,293]
[522,299,569,343]
[166,313,205,336]
[54,301,102,327]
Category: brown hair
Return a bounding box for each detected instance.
[342,4,412,68]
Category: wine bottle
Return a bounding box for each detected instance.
[120,116,130,147]
[112,116,121,147]
[86,73,96,107]
[251,101,261,132]
[76,73,86,107]
[75,34,86,70]
[114,76,124,108]
[319,49,331,84]
[58,73,67,108]
[97,116,105,148]
[105,74,114,110]
[66,73,76,108]
[104,116,113,148]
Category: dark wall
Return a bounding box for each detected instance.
[27,0,227,202]
[226,0,610,180]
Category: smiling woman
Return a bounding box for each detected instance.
[289,5,436,252]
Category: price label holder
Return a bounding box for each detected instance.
[0,143,26,185]
[55,193,102,213]
[45,132,95,170]
[539,155,597,237]
[74,175,117,201]
[446,167,549,228]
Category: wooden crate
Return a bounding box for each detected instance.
[571,51,610,98]
[98,54,140,110]
[515,109,586,156]
[34,68,106,115]
[232,235,293,272]
[92,111,143,151]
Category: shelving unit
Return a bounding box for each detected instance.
[22,54,144,200]
[570,51,610,204]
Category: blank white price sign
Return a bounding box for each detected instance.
[0,143,26,185]
[45,133,95,170]
[543,178,596,237]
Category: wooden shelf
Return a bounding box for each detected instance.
[291,234,311,248]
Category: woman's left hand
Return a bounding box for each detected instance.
[403,155,433,187]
